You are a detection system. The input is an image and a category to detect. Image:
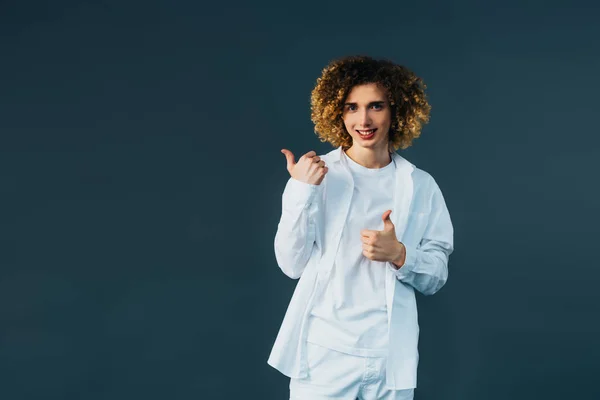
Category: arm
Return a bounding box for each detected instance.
[274,177,322,279]
[390,179,454,295]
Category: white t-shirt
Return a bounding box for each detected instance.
[306,150,396,357]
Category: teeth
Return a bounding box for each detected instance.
[358,129,375,135]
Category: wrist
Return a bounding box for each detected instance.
[392,241,406,269]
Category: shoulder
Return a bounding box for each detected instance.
[412,165,436,190]
[394,153,435,187]
[400,155,443,200]
[319,148,337,163]
[411,164,448,208]
[412,164,432,183]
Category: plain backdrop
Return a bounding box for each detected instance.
[0,0,599,399]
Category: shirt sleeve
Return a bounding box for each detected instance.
[389,178,454,295]
[274,177,323,279]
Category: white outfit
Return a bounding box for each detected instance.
[268,147,454,391]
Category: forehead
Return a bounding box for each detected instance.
[345,83,388,102]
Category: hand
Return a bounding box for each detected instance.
[281,149,328,185]
[360,210,406,269]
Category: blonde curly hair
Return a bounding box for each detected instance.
[310,55,431,152]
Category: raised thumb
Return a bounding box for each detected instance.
[281,149,296,170]
[382,210,394,228]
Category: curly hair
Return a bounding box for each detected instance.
[310,55,431,152]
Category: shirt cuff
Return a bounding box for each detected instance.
[283,177,321,208]
[389,243,418,280]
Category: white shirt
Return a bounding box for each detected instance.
[267,147,454,390]
[306,150,395,357]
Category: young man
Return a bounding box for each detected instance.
[268,56,454,400]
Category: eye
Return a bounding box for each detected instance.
[347,104,357,111]
[372,104,384,110]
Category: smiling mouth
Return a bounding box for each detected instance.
[357,129,377,136]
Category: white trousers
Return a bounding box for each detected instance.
[289,342,415,400]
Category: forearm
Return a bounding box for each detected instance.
[390,240,452,295]
[274,178,322,279]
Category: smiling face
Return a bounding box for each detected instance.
[341,83,392,152]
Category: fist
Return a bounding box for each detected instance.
[281,149,328,185]
[360,210,406,268]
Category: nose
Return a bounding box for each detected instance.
[358,109,372,127]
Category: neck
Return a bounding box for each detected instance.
[344,145,392,169]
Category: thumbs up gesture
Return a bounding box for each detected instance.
[360,210,406,269]
[281,149,328,185]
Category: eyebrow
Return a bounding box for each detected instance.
[344,101,386,106]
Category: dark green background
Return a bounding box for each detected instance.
[1,0,598,399]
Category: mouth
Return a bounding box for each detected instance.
[357,128,377,138]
